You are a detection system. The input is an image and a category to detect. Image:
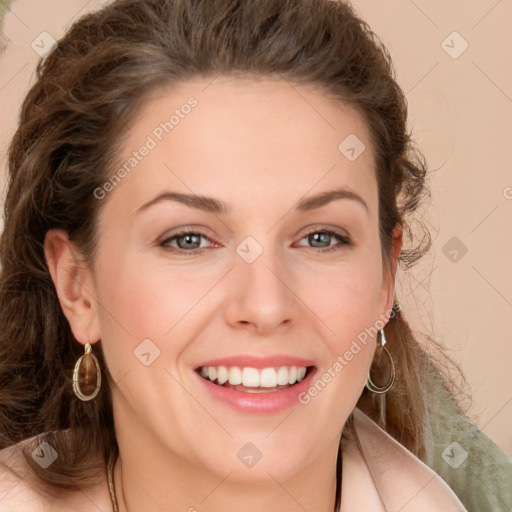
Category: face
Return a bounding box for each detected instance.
[50,77,400,484]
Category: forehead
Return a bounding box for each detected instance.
[101,76,377,218]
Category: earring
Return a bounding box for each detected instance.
[365,328,395,395]
[72,342,101,401]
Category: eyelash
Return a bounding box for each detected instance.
[158,228,352,254]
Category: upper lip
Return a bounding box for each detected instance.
[195,355,316,370]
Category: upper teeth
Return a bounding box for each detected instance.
[199,366,308,387]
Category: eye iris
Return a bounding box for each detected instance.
[309,232,331,248]
[177,233,201,249]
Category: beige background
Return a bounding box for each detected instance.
[0,0,511,458]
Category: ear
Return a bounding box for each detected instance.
[44,229,101,345]
[380,223,403,318]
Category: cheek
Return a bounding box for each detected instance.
[296,267,381,415]
[301,255,384,333]
[297,252,384,391]
[94,253,219,348]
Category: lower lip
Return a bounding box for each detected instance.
[194,368,317,414]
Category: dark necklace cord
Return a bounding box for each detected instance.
[348,414,389,511]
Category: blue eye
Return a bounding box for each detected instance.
[296,230,351,253]
[160,229,212,252]
[159,228,351,254]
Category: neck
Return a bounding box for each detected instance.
[110,417,340,512]
[112,452,338,512]
[108,388,343,512]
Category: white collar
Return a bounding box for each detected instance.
[340,407,468,511]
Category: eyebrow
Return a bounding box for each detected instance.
[136,187,369,215]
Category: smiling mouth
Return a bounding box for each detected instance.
[196,365,314,393]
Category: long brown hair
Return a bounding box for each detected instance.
[0,0,468,502]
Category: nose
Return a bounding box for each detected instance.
[224,244,297,336]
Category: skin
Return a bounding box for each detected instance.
[43,76,402,512]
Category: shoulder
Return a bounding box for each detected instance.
[423,384,512,512]
[0,438,112,512]
[0,442,49,512]
[341,407,468,511]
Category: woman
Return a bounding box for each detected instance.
[0,1,510,511]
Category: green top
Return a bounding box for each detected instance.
[422,380,512,512]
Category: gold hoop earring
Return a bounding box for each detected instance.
[365,329,395,395]
[73,342,101,401]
